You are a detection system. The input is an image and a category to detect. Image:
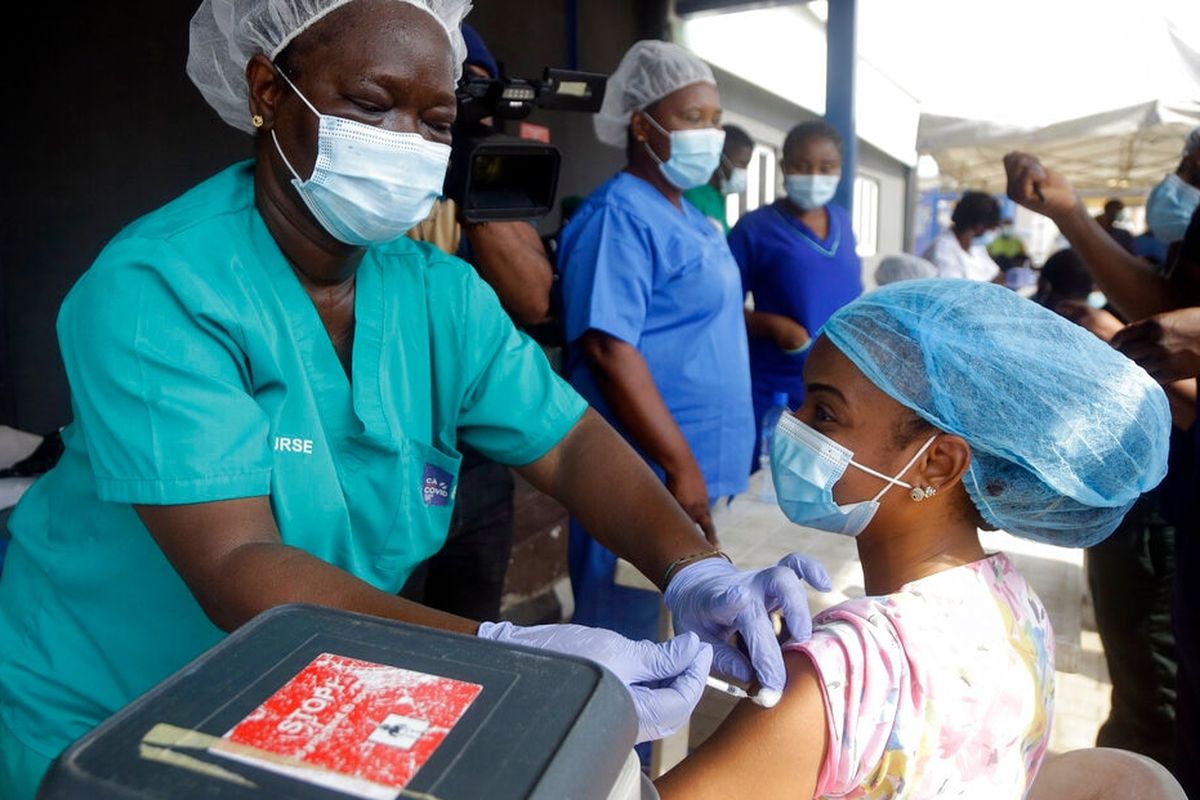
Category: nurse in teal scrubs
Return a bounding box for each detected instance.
[0,2,830,796]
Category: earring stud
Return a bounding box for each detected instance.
[910,486,937,502]
[251,114,264,128]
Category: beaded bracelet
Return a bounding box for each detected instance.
[662,549,732,586]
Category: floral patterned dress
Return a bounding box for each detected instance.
[786,553,1055,798]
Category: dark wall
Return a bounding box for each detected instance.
[2,3,249,432]
[1,1,664,434]
[467,0,668,233]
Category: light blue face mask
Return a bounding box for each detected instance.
[642,113,726,191]
[973,230,998,248]
[770,413,937,536]
[272,69,450,246]
[720,161,748,195]
[1146,173,1200,244]
[785,173,840,210]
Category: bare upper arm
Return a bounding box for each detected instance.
[655,651,829,800]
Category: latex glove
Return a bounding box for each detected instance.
[477,621,713,743]
[664,553,831,700]
[1111,307,1200,383]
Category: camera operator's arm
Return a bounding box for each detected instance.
[462,220,553,327]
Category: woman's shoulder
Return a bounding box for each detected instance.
[574,173,657,226]
[114,161,257,246]
[68,163,261,305]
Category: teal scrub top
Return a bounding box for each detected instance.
[0,161,587,762]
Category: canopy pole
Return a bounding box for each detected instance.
[826,0,858,213]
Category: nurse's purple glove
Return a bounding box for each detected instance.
[477,621,713,743]
[663,553,832,695]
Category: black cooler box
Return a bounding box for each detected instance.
[37,604,640,799]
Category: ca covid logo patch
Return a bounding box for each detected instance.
[421,463,454,507]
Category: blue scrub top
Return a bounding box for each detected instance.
[0,161,586,763]
[728,200,863,409]
[559,172,753,498]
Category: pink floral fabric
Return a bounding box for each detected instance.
[786,553,1055,798]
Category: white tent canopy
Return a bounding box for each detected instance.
[918,99,1200,198]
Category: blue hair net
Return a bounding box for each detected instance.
[821,279,1170,547]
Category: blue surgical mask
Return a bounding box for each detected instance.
[643,114,726,191]
[770,413,937,536]
[272,70,450,246]
[784,174,840,210]
[973,230,998,248]
[720,165,748,195]
[1146,173,1200,244]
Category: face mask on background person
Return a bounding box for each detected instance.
[642,113,726,191]
[1146,173,1200,244]
[770,413,937,536]
[973,230,998,248]
[784,173,840,210]
[271,69,451,246]
[719,157,748,195]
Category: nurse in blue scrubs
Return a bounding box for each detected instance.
[728,120,863,471]
[559,41,757,646]
[0,3,830,796]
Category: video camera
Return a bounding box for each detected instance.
[444,67,607,223]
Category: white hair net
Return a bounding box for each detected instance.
[188,0,471,133]
[1185,126,1200,157]
[821,279,1170,548]
[874,254,937,286]
[594,40,716,148]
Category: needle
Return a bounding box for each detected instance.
[705,676,782,708]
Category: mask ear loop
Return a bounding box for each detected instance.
[273,67,322,118]
[269,66,322,185]
[637,111,674,167]
[848,434,939,503]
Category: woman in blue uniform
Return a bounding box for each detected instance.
[558,41,757,646]
[728,121,863,471]
[0,4,828,796]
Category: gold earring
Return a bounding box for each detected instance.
[251,114,264,128]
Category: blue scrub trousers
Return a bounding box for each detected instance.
[567,519,661,645]
[567,519,661,770]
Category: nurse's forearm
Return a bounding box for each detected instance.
[201,542,482,634]
[517,410,712,591]
[578,331,702,479]
[744,309,808,348]
[135,499,480,636]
